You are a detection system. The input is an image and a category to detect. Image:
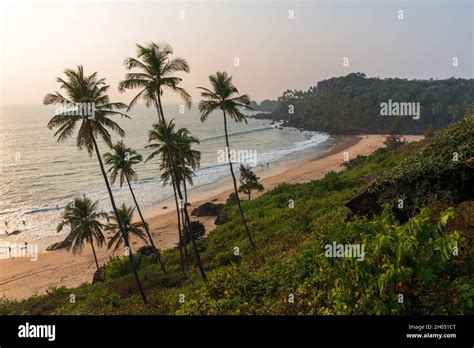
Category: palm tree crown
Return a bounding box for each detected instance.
[119,43,192,111]
[198,71,253,123]
[105,203,149,254]
[57,196,107,256]
[146,119,200,185]
[103,140,143,187]
[44,65,129,155]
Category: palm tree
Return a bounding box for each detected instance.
[57,196,107,271]
[119,43,207,282]
[44,66,148,304]
[146,120,187,274]
[105,203,149,255]
[103,140,167,273]
[198,71,256,249]
[146,120,201,271]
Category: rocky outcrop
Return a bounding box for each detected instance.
[191,202,223,217]
[345,187,382,217]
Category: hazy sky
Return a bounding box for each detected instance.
[0,0,472,106]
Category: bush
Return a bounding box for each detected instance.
[183,221,206,245]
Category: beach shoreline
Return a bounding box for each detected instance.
[0,134,423,300]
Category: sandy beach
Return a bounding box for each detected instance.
[0,135,423,300]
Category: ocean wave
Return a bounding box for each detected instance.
[24,206,62,215]
[199,126,272,143]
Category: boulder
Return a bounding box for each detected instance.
[345,187,382,217]
[191,202,223,217]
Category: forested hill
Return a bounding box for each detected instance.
[254,73,474,135]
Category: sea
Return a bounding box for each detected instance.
[0,104,336,244]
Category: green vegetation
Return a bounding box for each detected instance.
[238,164,264,199]
[370,116,474,218]
[256,73,474,134]
[2,116,472,315]
[182,221,206,245]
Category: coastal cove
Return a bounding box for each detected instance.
[0,134,423,299]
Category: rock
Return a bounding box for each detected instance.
[191,202,223,217]
[345,187,382,217]
[45,239,70,251]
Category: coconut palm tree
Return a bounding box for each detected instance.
[105,203,149,255]
[103,140,167,273]
[146,120,187,273]
[119,43,207,282]
[198,71,256,249]
[44,66,148,303]
[147,120,201,271]
[57,196,107,271]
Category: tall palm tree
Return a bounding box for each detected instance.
[57,196,107,271]
[105,203,149,255]
[119,43,207,282]
[146,120,201,270]
[146,120,187,274]
[103,140,167,273]
[44,66,148,304]
[198,71,256,249]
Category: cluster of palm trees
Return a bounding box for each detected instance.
[44,42,256,305]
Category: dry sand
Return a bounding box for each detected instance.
[0,135,423,300]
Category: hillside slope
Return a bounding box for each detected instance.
[1,117,473,315]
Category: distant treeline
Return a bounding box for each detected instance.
[254,73,474,134]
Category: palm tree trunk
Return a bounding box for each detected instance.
[125,174,167,274]
[182,180,189,265]
[223,110,256,250]
[180,205,189,267]
[183,178,188,206]
[90,134,148,304]
[155,95,208,283]
[171,177,187,275]
[90,238,100,271]
[179,181,189,267]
